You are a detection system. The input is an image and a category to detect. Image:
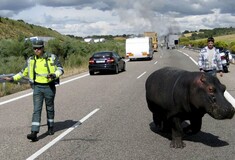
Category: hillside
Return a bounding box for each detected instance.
[190,34,235,44]
[0,17,67,40]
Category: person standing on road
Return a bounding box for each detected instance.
[4,40,64,142]
[198,37,223,77]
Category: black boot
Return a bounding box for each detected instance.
[27,131,38,142]
[47,127,54,135]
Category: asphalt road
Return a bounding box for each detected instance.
[0,48,234,160]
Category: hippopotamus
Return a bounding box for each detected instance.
[145,67,235,148]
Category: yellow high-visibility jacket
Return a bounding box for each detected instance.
[13,52,64,84]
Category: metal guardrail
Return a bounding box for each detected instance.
[0,74,14,92]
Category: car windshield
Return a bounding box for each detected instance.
[93,52,112,58]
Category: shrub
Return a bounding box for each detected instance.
[197,40,207,48]
[0,56,25,74]
[215,41,228,49]
[229,41,235,49]
[179,37,190,45]
[230,45,235,54]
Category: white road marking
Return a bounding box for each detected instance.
[26,108,100,160]
[0,73,89,106]
[154,61,158,65]
[177,49,235,108]
[178,50,198,65]
[137,72,146,79]
[0,93,33,106]
[59,73,89,85]
[224,91,235,108]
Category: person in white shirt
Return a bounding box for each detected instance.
[198,37,223,77]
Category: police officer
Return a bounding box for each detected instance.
[5,40,64,142]
[198,37,223,77]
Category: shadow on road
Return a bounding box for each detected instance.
[37,120,78,140]
[149,122,229,147]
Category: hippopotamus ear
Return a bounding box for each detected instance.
[195,73,206,86]
[195,73,206,87]
[200,73,206,83]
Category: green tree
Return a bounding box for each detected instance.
[46,39,64,58]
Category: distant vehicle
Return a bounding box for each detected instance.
[165,34,179,49]
[88,51,126,75]
[144,32,158,52]
[125,37,154,61]
[25,36,54,43]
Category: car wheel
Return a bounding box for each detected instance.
[89,70,94,75]
[122,63,126,71]
[223,66,228,73]
[114,65,119,74]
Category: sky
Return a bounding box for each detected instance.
[0,0,235,37]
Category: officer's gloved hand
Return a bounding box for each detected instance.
[47,74,56,80]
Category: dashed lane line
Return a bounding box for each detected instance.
[137,71,146,79]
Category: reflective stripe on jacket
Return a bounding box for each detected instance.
[13,53,64,84]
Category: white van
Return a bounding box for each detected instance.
[125,37,153,60]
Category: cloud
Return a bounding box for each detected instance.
[0,0,35,16]
[0,0,234,37]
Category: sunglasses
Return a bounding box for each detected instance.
[33,47,43,50]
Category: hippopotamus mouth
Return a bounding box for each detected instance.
[207,102,235,120]
[203,91,234,119]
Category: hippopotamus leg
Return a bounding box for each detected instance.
[147,98,170,132]
[183,117,202,135]
[153,113,171,132]
[147,99,161,127]
[153,113,163,130]
[170,117,186,148]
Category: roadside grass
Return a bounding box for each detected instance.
[194,34,235,44]
[214,34,235,44]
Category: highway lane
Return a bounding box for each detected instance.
[0,48,234,160]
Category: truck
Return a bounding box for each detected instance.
[144,32,158,52]
[125,37,154,60]
[166,34,179,49]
